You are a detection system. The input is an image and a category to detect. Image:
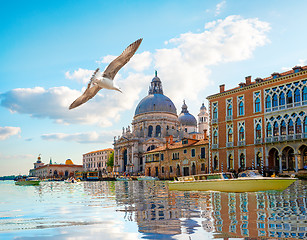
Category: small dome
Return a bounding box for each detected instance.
[200,103,207,111]
[65,159,73,165]
[178,100,197,126]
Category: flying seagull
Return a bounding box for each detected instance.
[69,38,143,110]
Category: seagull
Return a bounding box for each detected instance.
[69,38,143,110]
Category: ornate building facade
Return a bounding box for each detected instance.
[207,66,307,174]
[113,72,209,174]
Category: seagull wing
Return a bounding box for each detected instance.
[69,85,102,110]
[103,38,142,80]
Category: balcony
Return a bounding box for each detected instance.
[226,115,233,121]
[265,137,272,143]
[287,135,294,141]
[226,142,233,148]
[212,118,218,124]
[254,138,263,145]
[212,144,218,149]
[272,136,279,142]
[295,134,302,140]
[238,140,245,147]
[303,133,307,139]
[279,136,287,142]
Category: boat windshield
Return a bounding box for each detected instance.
[238,170,262,178]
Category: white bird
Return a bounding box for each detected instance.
[69,38,143,110]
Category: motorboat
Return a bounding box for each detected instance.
[15,177,40,186]
[64,178,78,183]
[137,176,159,181]
[115,176,131,181]
[168,170,297,192]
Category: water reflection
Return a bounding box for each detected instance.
[0,180,306,239]
[85,180,307,239]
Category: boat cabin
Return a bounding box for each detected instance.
[177,172,234,182]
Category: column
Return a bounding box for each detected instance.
[117,149,120,172]
[279,154,283,173]
[131,144,134,173]
[294,154,299,172]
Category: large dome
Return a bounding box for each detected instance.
[178,101,197,126]
[134,72,177,116]
[135,94,177,115]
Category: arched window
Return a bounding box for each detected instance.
[279,92,285,106]
[239,153,245,169]
[191,162,196,175]
[228,154,234,169]
[255,98,260,113]
[176,165,180,176]
[239,102,244,116]
[280,120,286,135]
[54,170,58,176]
[65,170,69,177]
[256,152,262,168]
[302,86,307,101]
[288,119,294,135]
[147,145,156,151]
[296,118,302,134]
[287,90,293,104]
[148,125,153,137]
[256,124,261,139]
[294,88,300,103]
[304,117,307,133]
[213,107,218,119]
[213,156,218,170]
[273,121,279,136]
[239,127,244,141]
[228,129,233,142]
[267,123,272,137]
[272,93,278,107]
[213,131,218,144]
[265,96,271,109]
[227,104,232,116]
[155,125,161,137]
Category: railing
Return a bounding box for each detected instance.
[272,107,278,111]
[303,133,307,139]
[254,138,262,144]
[287,135,294,141]
[272,136,279,142]
[287,103,293,108]
[212,144,218,149]
[265,137,272,143]
[226,142,233,148]
[212,118,218,124]
[294,102,301,107]
[238,140,245,146]
[226,115,233,121]
[295,134,302,140]
[265,108,271,113]
[279,136,287,142]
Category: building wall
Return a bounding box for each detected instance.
[144,138,209,179]
[29,164,83,178]
[207,67,307,174]
[83,148,113,173]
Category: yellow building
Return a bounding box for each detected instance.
[29,157,83,179]
[144,133,209,179]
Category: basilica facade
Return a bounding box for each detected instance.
[113,72,209,174]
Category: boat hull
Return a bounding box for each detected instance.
[15,181,40,186]
[168,178,296,192]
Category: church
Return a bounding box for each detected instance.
[113,72,209,174]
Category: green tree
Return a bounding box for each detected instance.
[107,151,114,168]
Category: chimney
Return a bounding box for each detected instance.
[219,84,225,93]
[170,135,173,144]
[203,129,208,140]
[245,76,251,85]
[165,137,169,149]
[192,134,196,139]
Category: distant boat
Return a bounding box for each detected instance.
[64,178,78,183]
[86,171,99,181]
[168,170,296,192]
[137,176,159,181]
[116,176,131,181]
[15,177,40,186]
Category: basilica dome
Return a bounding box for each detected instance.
[134,72,177,116]
[178,101,197,126]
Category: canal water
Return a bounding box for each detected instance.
[0,180,306,240]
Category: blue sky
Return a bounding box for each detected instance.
[1,0,307,176]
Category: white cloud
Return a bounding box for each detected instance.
[65,68,94,84]
[0,126,21,140]
[1,15,270,128]
[154,15,270,106]
[41,129,121,144]
[215,1,226,16]
[0,72,149,126]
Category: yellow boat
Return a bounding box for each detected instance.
[168,170,296,192]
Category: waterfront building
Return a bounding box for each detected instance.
[29,156,83,178]
[207,66,307,174]
[144,131,209,179]
[113,72,209,174]
[82,148,113,175]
